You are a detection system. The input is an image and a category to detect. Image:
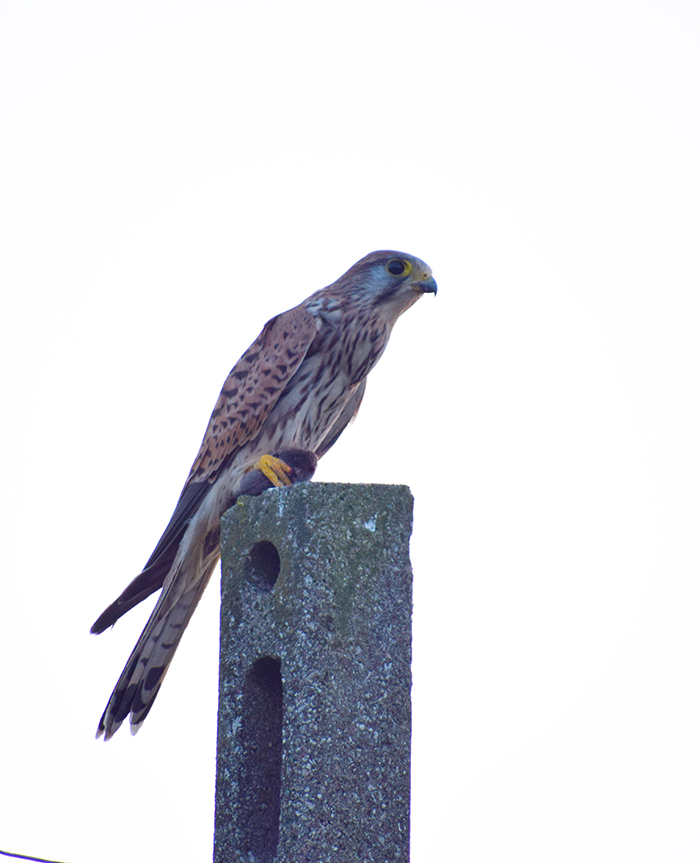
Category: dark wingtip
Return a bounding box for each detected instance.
[91,606,118,634]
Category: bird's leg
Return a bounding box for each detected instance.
[238,450,318,497]
[253,453,294,488]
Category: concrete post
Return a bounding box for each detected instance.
[214,482,413,863]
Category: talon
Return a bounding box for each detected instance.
[252,454,293,488]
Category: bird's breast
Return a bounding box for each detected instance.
[259,317,388,453]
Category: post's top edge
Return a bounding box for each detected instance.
[222,481,414,522]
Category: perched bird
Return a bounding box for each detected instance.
[92,250,437,739]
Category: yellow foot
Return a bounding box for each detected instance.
[253,453,293,488]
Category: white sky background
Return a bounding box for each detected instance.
[1,1,699,861]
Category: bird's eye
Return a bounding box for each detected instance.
[386,259,411,277]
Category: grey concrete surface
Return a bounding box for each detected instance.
[214,482,413,863]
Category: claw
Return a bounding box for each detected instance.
[252,453,293,488]
[238,450,318,497]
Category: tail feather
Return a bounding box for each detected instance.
[94,449,317,739]
[97,557,218,740]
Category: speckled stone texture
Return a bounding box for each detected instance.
[214,482,413,863]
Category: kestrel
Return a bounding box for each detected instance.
[93,250,437,739]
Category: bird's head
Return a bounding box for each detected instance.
[326,250,437,324]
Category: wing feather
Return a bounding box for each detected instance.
[186,303,317,483]
[90,480,210,633]
[91,304,317,634]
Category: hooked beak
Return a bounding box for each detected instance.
[411,273,438,295]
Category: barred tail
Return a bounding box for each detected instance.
[97,553,219,740]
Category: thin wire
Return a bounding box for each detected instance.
[0,849,74,863]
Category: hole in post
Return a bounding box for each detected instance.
[248,540,281,589]
[239,656,283,863]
